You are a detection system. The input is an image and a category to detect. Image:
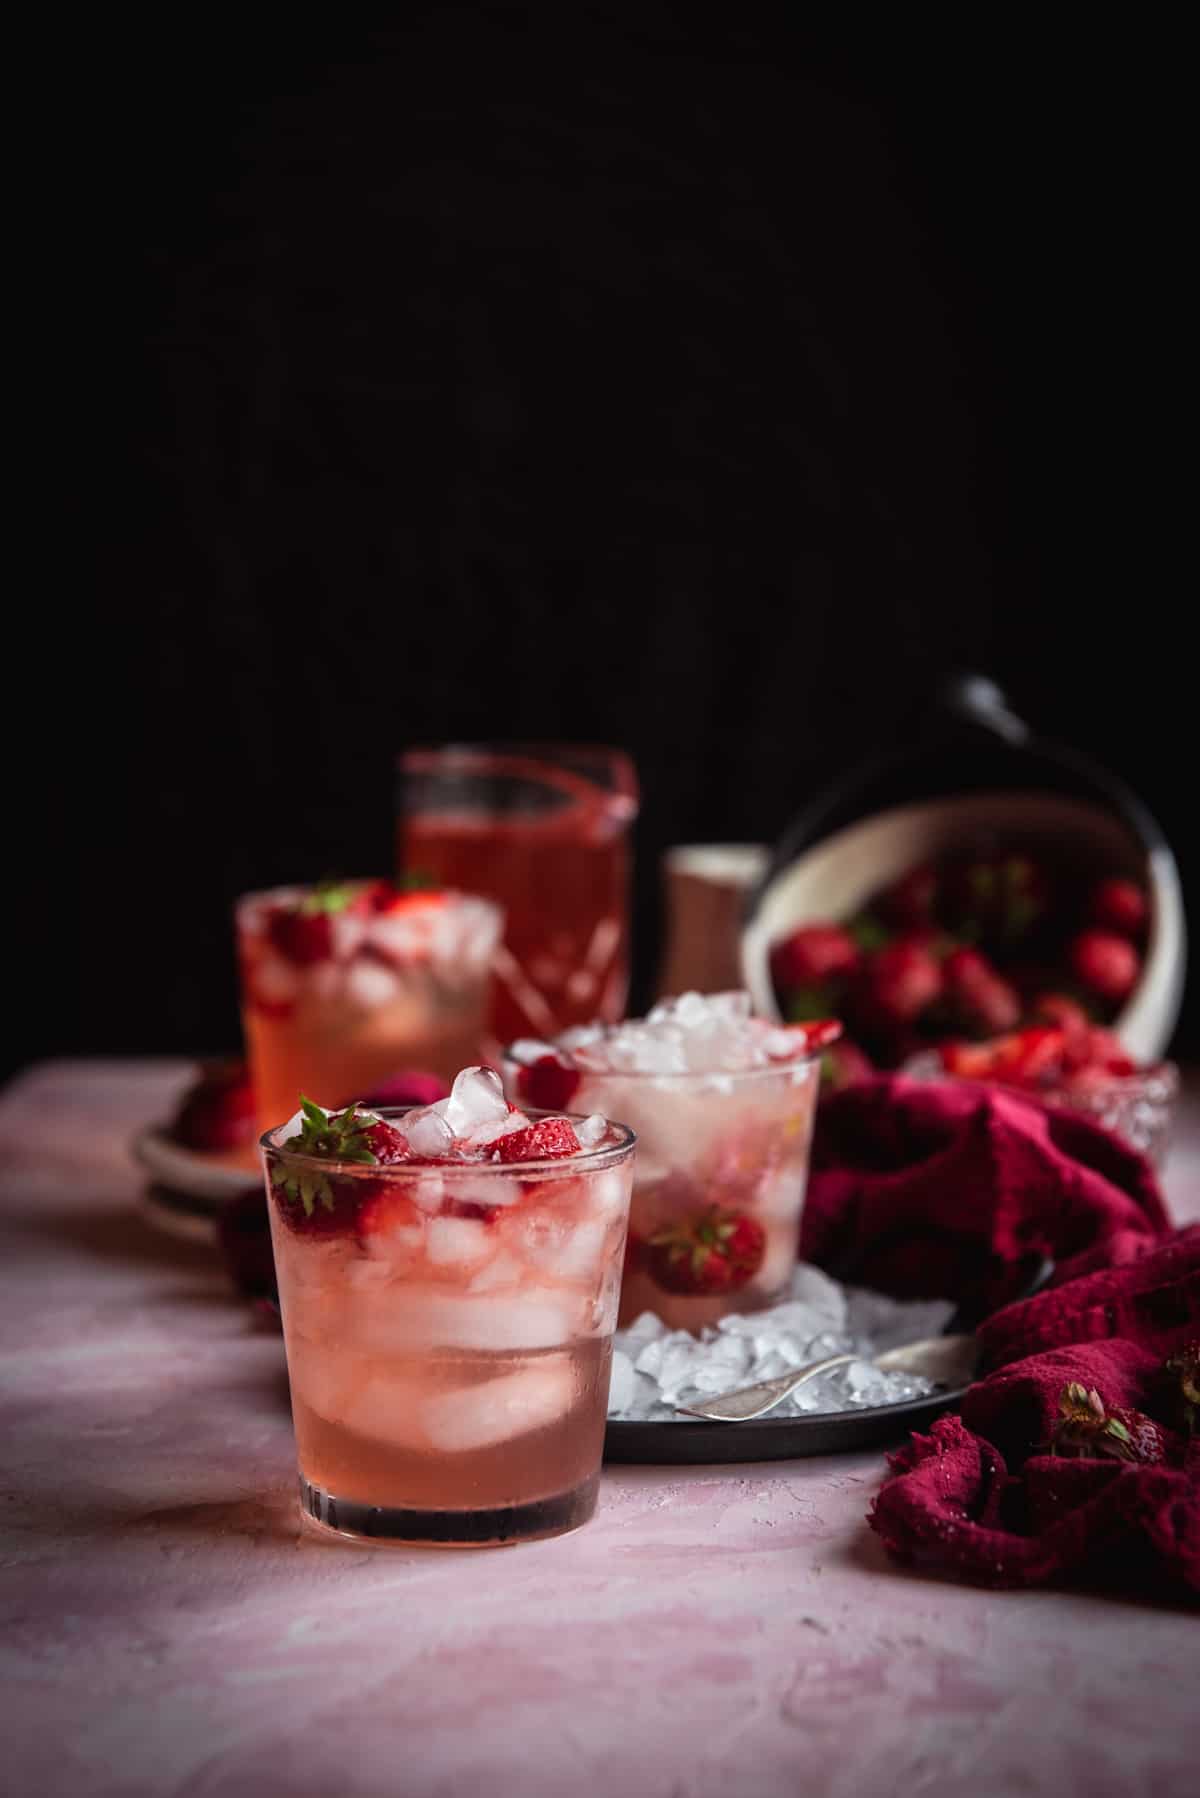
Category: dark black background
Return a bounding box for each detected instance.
[21,10,1191,1083]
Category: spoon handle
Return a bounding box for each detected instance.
[675,1352,858,1421]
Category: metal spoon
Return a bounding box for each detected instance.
[671,1333,977,1422]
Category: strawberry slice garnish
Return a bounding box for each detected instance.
[1049,1382,1168,1465]
[787,1018,843,1054]
[495,1117,581,1162]
[940,1026,1067,1088]
[939,1040,1001,1080]
[646,1206,766,1296]
[361,1118,412,1163]
[516,1056,581,1112]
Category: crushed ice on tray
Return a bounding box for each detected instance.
[606,1264,957,1421]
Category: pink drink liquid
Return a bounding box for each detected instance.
[397,748,638,1044]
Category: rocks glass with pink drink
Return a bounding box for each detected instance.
[237,880,502,1127]
[262,1067,636,1544]
[502,993,836,1333]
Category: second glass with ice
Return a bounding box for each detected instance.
[503,992,835,1331]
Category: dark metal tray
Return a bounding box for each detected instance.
[603,1258,1051,1464]
[603,1384,964,1464]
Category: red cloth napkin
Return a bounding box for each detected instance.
[803,1076,1169,1313]
[806,1076,1198,1600]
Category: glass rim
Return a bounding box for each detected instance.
[903,1051,1180,1095]
[397,743,639,811]
[500,1049,826,1085]
[260,1105,637,1179]
[234,880,503,918]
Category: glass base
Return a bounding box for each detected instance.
[299,1473,599,1546]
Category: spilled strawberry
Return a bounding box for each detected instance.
[646,1206,766,1296]
[171,1059,258,1152]
[1048,1382,1168,1465]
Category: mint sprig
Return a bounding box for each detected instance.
[299,880,358,918]
[270,1096,379,1217]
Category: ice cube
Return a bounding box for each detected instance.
[788,1263,849,1328]
[285,1333,358,1423]
[444,1065,508,1136]
[450,1172,524,1209]
[466,1110,529,1149]
[408,1172,445,1214]
[514,1216,610,1283]
[574,1113,608,1147]
[424,1216,495,1269]
[704,992,752,1021]
[363,1291,576,1352]
[420,1361,575,1454]
[607,1348,636,1413]
[336,1367,430,1445]
[405,1108,457,1158]
[506,1039,553,1066]
[360,1212,426,1265]
[468,1251,526,1291]
[557,1024,604,1051]
[617,1311,666,1348]
[753,1226,801,1296]
[277,1108,309,1142]
[344,959,400,1009]
[330,912,370,961]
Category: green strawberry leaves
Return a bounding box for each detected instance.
[270,1096,380,1216]
[299,880,358,917]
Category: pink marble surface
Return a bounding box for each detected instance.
[1,1061,1197,1798]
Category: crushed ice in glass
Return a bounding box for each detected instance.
[607,1264,957,1420]
[509,990,819,1079]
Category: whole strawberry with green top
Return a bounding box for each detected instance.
[1048,1382,1168,1465]
[646,1206,766,1296]
[269,1097,408,1234]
